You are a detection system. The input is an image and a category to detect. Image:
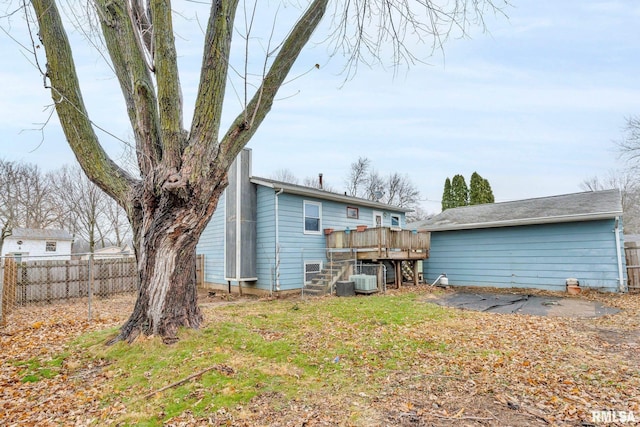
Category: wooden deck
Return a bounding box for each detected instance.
[325,227,430,288]
[325,227,430,260]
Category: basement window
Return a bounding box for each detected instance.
[304,261,322,284]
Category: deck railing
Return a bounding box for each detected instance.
[325,227,430,253]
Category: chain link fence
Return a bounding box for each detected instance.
[0,254,138,326]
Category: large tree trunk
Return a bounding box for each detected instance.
[109,179,226,344]
[114,233,202,344]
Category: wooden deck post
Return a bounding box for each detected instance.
[413,261,419,286]
[395,261,402,288]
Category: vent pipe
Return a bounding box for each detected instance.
[431,273,448,287]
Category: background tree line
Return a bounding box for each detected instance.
[0,159,131,254]
[441,172,495,210]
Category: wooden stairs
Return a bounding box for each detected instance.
[303,261,352,296]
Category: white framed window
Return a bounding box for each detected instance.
[391,215,400,227]
[304,261,322,284]
[46,241,57,252]
[304,201,322,234]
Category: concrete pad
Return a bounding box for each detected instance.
[429,292,620,318]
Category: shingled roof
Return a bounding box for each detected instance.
[9,228,74,241]
[411,189,622,231]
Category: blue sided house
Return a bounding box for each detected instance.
[411,190,627,293]
[197,149,430,295]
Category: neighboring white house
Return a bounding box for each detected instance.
[1,228,74,261]
[80,244,135,260]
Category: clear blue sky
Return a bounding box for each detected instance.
[1,1,639,213]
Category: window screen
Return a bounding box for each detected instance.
[304,201,321,233]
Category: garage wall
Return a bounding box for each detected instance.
[423,219,625,292]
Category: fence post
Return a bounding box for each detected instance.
[46,262,52,303]
[88,254,94,321]
[2,258,17,325]
[0,260,4,325]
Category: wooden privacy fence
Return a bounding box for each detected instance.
[625,242,640,293]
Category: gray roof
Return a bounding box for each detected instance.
[625,234,640,243]
[250,176,413,213]
[9,228,74,241]
[410,189,622,231]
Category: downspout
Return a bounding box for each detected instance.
[275,188,284,291]
[235,155,243,284]
[614,216,626,292]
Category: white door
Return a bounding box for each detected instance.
[373,211,383,228]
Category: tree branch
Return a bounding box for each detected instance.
[188,0,239,158]
[95,0,161,178]
[151,0,185,169]
[30,0,135,205]
[218,0,329,167]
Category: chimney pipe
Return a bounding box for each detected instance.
[318,173,323,189]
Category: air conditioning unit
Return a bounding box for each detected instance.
[349,274,377,293]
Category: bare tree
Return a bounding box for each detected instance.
[406,205,432,223]
[581,170,640,234]
[613,116,640,233]
[51,165,117,253]
[386,172,420,208]
[302,174,335,192]
[102,198,132,248]
[345,157,421,208]
[20,166,60,229]
[0,160,22,253]
[270,169,299,184]
[0,160,62,253]
[13,0,508,342]
[619,116,640,165]
[346,157,370,197]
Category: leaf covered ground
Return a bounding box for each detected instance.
[1,287,639,426]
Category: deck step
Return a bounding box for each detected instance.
[304,262,352,297]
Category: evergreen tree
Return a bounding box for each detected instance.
[441,177,453,210]
[443,172,494,210]
[469,172,495,205]
[469,172,483,205]
[451,174,469,207]
[481,178,495,203]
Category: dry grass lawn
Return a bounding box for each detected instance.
[1,286,638,426]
